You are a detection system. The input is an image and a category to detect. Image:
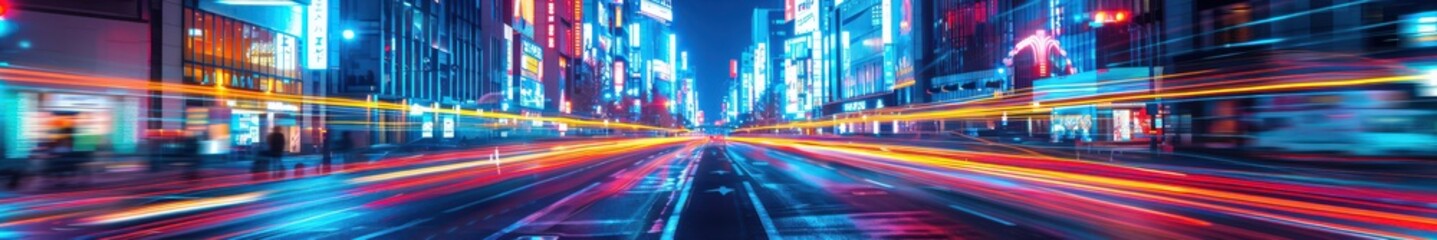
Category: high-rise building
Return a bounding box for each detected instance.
[329,0,500,143]
[749,8,790,124]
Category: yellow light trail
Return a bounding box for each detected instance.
[0,68,683,133]
[819,70,1222,119]
[730,137,1437,238]
[348,137,692,184]
[78,192,268,225]
[739,74,1423,132]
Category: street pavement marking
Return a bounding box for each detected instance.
[484,183,601,240]
[743,182,782,239]
[659,176,697,240]
[659,147,705,240]
[707,186,735,196]
[864,179,894,189]
[948,204,1016,226]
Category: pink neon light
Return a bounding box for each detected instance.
[1004,30,1076,77]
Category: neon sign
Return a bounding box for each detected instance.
[640,0,673,22]
[305,0,328,69]
[1004,30,1075,77]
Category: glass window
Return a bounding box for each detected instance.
[184,9,193,60]
[219,18,230,67]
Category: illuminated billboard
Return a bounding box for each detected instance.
[794,0,817,34]
[278,34,298,71]
[784,0,794,21]
[615,61,626,96]
[521,40,543,80]
[520,79,544,109]
[305,0,327,69]
[652,60,673,82]
[730,59,738,79]
[514,0,536,37]
[1402,12,1437,48]
[640,0,673,22]
[519,39,544,110]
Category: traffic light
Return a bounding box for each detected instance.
[0,2,8,19]
[1094,11,1130,24]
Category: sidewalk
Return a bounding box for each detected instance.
[1,154,327,194]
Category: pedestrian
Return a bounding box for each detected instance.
[266,126,287,179]
[180,132,203,181]
[334,132,353,170]
[0,131,18,190]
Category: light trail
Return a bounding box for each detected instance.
[348,137,691,184]
[78,192,268,225]
[0,68,682,133]
[738,74,1423,132]
[730,137,1437,238]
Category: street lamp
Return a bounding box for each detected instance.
[342,29,356,40]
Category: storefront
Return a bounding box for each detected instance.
[1,91,142,159]
[1033,67,1157,143]
[0,6,150,160]
[181,8,307,153]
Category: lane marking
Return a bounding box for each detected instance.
[864,179,894,189]
[742,182,782,239]
[659,176,697,240]
[948,204,1016,226]
[659,146,706,240]
[483,183,600,240]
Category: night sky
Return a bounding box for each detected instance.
[673,0,781,125]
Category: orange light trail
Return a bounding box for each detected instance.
[78,192,269,225]
[739,73,1423,132]
[0,68,683,132]
[731,137,1437,238]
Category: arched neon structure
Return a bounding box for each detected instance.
[1003,30,1076,77]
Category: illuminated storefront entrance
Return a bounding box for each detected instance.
[181,8,306,153]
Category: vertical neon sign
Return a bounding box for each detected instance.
[306,0,328,69]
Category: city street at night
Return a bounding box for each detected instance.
[3,137,1437,239]
[5,0,1437,239]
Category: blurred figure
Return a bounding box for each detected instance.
[179,132,203,180]
[320,133,333,174]
[334,131,354,171]
[0,131,19,190]
[253,126,287,180]
[266,126,287,178]
[40,115,93,186]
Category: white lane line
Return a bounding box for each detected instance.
[483,183,601,240]
[355,218,432,240]
[724,150,748,177]
[742,182,782,239]
[948,204,1016,226]
[864,179,894,189]
[659,165,701,240]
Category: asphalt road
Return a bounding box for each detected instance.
[2,136,1435,239]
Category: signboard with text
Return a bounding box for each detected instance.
[306,0,327,69]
